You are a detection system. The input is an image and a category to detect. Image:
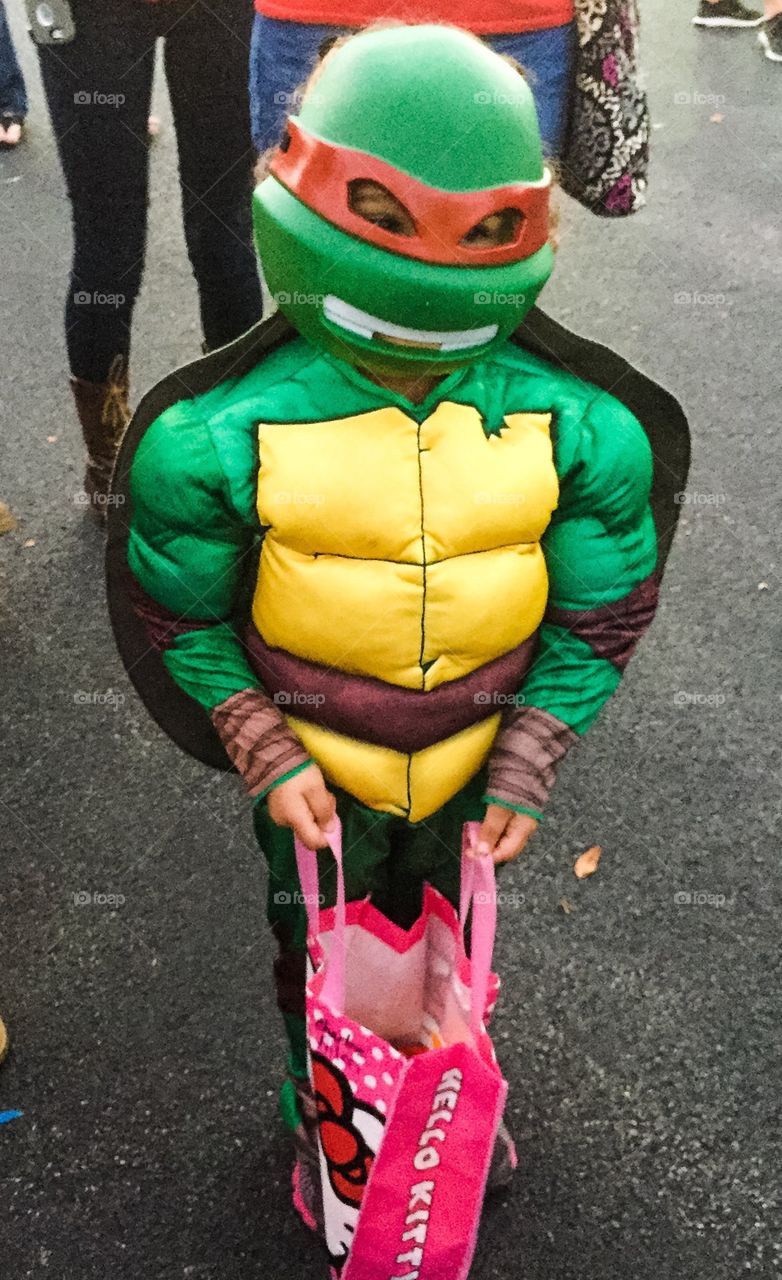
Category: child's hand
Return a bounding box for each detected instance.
[267,763,337,849]
[473,805,538,864]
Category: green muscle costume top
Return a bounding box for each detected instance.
[126,334,657,823]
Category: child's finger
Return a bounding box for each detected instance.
[493,815,537,865]
[290,795,331,850]
[475,805,512,857]
[306,777,337,831]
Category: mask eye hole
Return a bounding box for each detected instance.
[347,179,416,237]
[461,208,524,248]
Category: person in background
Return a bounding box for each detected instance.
[250,1,576,160]
[0,0,27,148]
[36,0,262,516]
[693,0,782,60]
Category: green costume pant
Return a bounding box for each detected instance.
[252,771,487,1131]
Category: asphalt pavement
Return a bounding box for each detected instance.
[1,2,780,1278]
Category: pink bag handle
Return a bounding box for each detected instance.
[294,818,347,1012]
[295,819,496,1034]
[460,821,498,1039]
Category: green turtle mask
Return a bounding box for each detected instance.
[253,24,555,375]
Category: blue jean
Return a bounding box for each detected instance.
[486,24,576,159]
[250,14,575,159]
[0,0,28,118]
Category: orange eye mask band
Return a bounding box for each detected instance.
[270,119,552,267]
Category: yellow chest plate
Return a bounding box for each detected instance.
[253,401,558,819]
[254,401,558,688]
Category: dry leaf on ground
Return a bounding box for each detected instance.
[574,845,602,879]
[0,503,17,535]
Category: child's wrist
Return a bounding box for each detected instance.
[482,795,543,823]
[211,687,311,797]
[487,704,577,816]
[253,759,314,802]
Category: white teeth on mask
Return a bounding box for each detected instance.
[323,295,499,352]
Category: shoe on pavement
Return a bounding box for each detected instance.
[0,1016,8,1064]
[486,1118,519,1192]
[759,13,782,57]
[287,1070,326,1237]
[693,0,763,25]
[292,1148,324,1236]
[0,112,25,149]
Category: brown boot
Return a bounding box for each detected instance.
[70,355,131,519]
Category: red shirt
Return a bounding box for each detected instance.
[253,0,575,35]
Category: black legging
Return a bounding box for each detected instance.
[38,0,262,383]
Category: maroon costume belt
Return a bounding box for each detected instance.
[245,626,539,754]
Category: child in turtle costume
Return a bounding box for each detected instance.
[108,22,689,1229]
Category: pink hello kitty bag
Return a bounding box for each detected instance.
[295,818,508,1280]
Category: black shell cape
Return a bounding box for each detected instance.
[106,308,690,770]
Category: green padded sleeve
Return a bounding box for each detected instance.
[127,398,263,714]
[518,390,658,735]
